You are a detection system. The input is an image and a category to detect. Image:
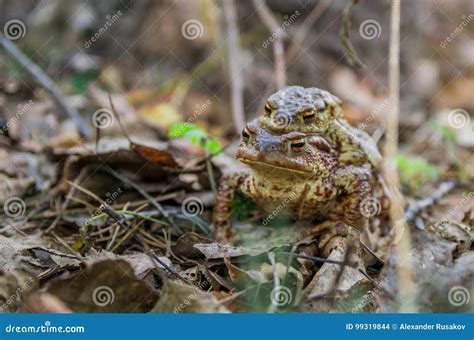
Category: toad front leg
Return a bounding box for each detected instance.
[334,165,373,230]
[213,172,250,242]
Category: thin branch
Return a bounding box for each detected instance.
[339,0,366,69]
[0,34,92,139]
[102,166,183,234]
[383,0,418,313]
[405,180,457,222]
[253,0,286,88]
[222,0,245,134]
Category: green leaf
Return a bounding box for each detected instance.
[71,70,98,94]
[206,139,222,155]
[396,154,440,191]
[184,129,208,148]
[231,192,256,220]
[428,121,456,143]
[168,123,222,155]
[168,122,196,138]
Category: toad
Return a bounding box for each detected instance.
[213,121,382,253]
[259,86,382,167]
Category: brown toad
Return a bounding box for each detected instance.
[259,86,382,167]
[213,120,379,246]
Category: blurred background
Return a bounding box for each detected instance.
[0,0,472,313]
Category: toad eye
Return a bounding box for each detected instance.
[302,109,316,122]
[264,103,275,117]
[242,126,255,143]
[289,138,306,152]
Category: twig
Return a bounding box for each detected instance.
[50,231,83,259]
[88,209,167,226]
[253,0,286,88]
[149,249,191,285]
[222,0,245,134]
[205,148,218,196]
[66,180,130,232]
[339,0,366,69]
[44,168,89,234]
[102,167,182,234]
[267,252,282,313]
[383,0,418,313]
[276,252,348,266]
[360,241,386,266]
[405,180,457,222]
[110,220,143,252]
[0,34,92,138]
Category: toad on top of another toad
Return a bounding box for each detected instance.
[259,86,382,167]
[213,120,378,245]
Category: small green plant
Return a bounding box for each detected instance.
[231,191,256,221]
[396,153,440,191]
[168,122,222,155]
[71,69,99,94]
[428,121,456,144]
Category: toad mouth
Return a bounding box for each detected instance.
[237,157,313,175]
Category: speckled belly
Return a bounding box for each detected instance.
[247,175,338,222]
